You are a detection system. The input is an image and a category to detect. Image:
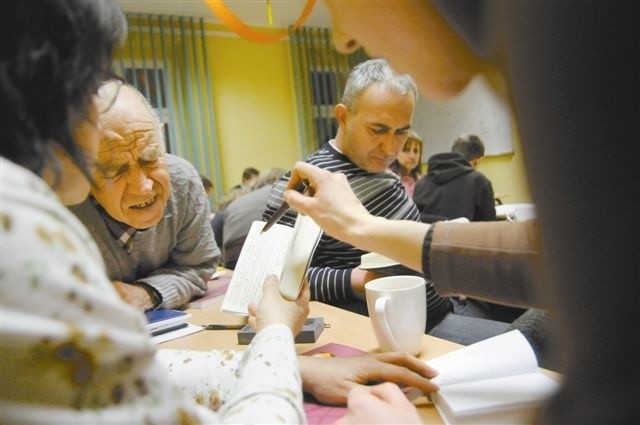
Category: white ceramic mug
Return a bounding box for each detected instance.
[365,275,427,356]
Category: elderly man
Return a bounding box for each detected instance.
[70,81,220,310]
[263,59,517,344]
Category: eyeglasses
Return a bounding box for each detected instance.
[96,77,124,114]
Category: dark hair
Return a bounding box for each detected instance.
[242,167,260,181]
[0,0,126,178]
[200,174,213,191]
[216,167,285,212]
[389,131,423,181]
[452,134,485,162]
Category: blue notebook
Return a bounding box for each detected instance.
[145,309,191,333]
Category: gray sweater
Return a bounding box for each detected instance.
[70,154,220,308]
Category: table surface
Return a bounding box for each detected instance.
[160,298,466,424]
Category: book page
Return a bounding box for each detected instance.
[359,251,423,277]
[279,214,322,300]
[427,330,538,387]
[433,372,559,422]
[360,251,399,269]
[221,221,293,314]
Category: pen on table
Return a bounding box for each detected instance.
[261,179,310,233]
[204,324,246,330]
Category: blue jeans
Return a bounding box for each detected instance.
[428,312,510,345]
[427,298,517,345]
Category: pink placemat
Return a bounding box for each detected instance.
[302,343,368,424]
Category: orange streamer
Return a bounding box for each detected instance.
[205,0,316,43]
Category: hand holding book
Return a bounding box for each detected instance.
[221,214,322,314]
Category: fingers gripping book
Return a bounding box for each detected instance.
[221,214,322,315]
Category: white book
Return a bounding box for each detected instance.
[360,251,400,270]
[359,251,422,276]
[221,214,322,315]
[150,323,203,344]
[427,330,560,425]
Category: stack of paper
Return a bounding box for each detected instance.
[145,309,191,336]
[144,309,203,344]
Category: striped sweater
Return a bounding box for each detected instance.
[263,142,452,325]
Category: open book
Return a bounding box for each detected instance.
[221,214,322,315]
[426,330,560,425]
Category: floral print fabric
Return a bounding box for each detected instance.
[0,157,304,424]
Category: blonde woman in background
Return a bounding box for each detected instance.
[388,131,422,198]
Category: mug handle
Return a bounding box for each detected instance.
[375,297,400,351]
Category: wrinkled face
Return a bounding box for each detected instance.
[336,84,415,173]
[90,85,170,229]
[397,139,421,172]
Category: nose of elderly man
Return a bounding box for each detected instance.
[126,167,154,194]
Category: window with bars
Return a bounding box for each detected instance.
[310,70,338,146]
[289,26,368,157]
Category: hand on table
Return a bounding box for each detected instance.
[113,280,154,311]
[247,275,310,335]
[336,382,423,424]
[298,351,439,405]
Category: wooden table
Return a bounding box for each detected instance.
[160,298,463,424]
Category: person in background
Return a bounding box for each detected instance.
[286,0,637,423]
[230,166,259,191]
[413,134,497,223]
[388,130,423,197]
[200,174,214,196]
[70,82,221,311]
[200,174,216,219]
[212,167,287,269]
[215,166,260,213]
[0,1,310,423]
[264,58,519,345]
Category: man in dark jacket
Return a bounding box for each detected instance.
[413,135,497,223]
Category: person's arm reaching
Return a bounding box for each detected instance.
[284,162,428,272]
[284,162,542,309]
